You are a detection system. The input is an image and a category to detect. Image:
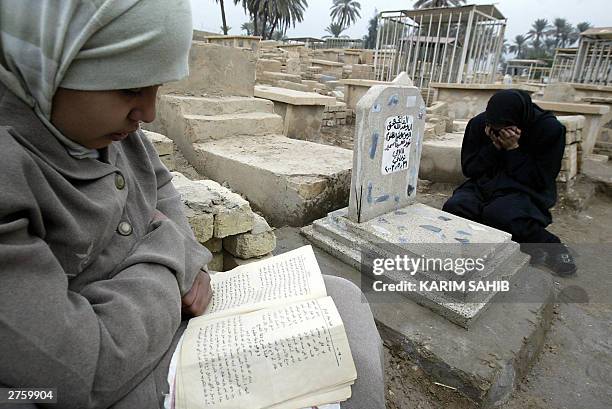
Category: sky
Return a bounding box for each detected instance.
[190,0,612,44]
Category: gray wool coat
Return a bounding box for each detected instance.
[0,83,212,408]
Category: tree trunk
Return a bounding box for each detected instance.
[261,1,269,40]
[269,16,279,40]
[252,0,260,36]
[219,0,228,35]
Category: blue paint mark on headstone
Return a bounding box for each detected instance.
[457,230,472,236]
[375,194,389,203]
[372,103,382,113]
[438,216,452,221]
[394,195,401,203]
[388,94,399,106]
[420,225,442,233]
[455,237,470,243]
[407,184,415,196]
[367,182,373,204]
[399,237,409,243]
[369,132,379,159]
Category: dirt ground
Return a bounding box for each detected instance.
[382,187,612,409]
[318,125,612,409]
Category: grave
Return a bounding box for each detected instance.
[531,99,609,158]
[430,83,540,120]
[341,78,388,112]
[148,41,352,227]
[301,73,554,406]
[254,85,336,140]
[303,72,529,326]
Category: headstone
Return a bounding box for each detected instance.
[348,72,425,222]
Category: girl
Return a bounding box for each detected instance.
[0,1,384,408]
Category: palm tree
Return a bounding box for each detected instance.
[413,0,466,8]
[543,37,557,55]
[363,10,378,49]
[235,0,308,40]
[324,22,347,38]
[526,19,550,50]
[330,0,361,29]
[215,0,229,35]
[241,21,254,35]
[570,21,592,46]
[576,21,592,35]
[267,0,307,40]
[551,18,574,48]
[509,34,528,59]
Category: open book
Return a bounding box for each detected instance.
[174,245,357,409]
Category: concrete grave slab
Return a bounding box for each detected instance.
[190,134,352,227]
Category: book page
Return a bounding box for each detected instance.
[203,246,326,320]
[268,385,352,409]
[176,297,357,409]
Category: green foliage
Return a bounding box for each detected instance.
[362,10,378,49]
[234,0,308,40]
[241,21,254,35]
[330,0,361,29]
[503,16,593,65]
[324,22,347,38]
[413,0,466,8]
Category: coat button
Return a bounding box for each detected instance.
[115,173,126,190]
[117,221,133,236]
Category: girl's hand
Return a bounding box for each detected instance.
[181,269,212,317]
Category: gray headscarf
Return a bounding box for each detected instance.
[0,0,193,158]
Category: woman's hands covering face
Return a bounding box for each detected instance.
[485,125,521,151]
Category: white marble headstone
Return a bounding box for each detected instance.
[348,73,425,223]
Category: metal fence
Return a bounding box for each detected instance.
[550,48,578,83]
[571,36,612,85]
[314,38,364,50]
[373,5,506,104]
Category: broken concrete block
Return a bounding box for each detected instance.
[223,214,276,259]
[557,115,581,132]
[452,119,469,133]
[563,143,578,159]
[159,155,175,171]
[223,251,273,270]
[203,237,222,253]
[182,206,214,243]
[424,123,437,138]
[171,172,254,238]
[207,252,224,272]
[426,100,448,117]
